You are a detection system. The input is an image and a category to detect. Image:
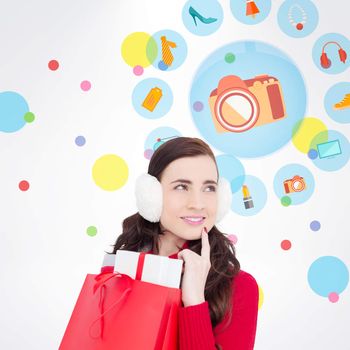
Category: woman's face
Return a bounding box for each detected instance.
[159,155,218,241]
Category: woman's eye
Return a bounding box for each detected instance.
[175,184,216,192]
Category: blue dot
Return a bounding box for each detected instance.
[308,256,349,297]
[158,60,169,71]
[310,220,321,231]
[308,149,318,159]
[75,136,86,146]
[0,91,29,132]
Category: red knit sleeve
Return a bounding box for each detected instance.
[178,270,259,350]
[178,301,216,349]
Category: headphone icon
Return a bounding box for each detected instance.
[320,41,347,69]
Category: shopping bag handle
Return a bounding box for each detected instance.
[89,251,147,339]
[89,273,132,339]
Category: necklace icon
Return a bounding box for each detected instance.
[288,4,307,30]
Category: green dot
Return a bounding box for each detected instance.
[281,196,292,207]
[225,53,235,64]
[86,226,98,236]
[24,112,35,123]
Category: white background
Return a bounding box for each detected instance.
[0,0,349,349]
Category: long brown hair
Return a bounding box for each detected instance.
[106,137,240,335]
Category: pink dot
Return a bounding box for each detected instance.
[144,149,154,160]
[80,80,91,91]
[227,234,238,245]
[48,60,59,71]
[328,292,339,303]
[19,180,30,191]
[133,65,144,76]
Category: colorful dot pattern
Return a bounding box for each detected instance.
[1,4,349,344]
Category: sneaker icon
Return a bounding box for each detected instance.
[333,93,350,110]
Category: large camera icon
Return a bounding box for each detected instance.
[208,74,287,133]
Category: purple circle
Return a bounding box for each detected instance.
[308,149,318,160]
[144,148,154,160]
[133,65,144,76]
[310,220,321,231]
[193,101,204,112]
[158,60,169,71]
[75,135,86,146]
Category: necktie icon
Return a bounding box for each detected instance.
[160,36,177,67]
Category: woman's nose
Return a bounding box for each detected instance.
[187,191,205,209]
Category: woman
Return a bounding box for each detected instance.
[105,137,259,350]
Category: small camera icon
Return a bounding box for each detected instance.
[283,175,306,194]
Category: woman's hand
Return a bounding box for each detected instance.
[177,227,211,307]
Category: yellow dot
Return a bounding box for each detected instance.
[121,32,158,68]
[292,117,328,153]
[258,286,264,310]
[92,154,129,191]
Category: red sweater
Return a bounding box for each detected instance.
[168,242,259,350]
[103,242,259,350]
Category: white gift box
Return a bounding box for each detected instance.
[102,251,183,289]
[102,252,116,267]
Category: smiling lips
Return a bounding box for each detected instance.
[181,216,205,226]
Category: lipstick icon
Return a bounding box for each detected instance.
[242,185,254,209]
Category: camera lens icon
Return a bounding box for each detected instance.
[209,74,287,133]
[215,89,260,132]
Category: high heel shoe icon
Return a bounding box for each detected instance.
[189,6,218,26]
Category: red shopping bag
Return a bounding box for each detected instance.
[59,253,181,350]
